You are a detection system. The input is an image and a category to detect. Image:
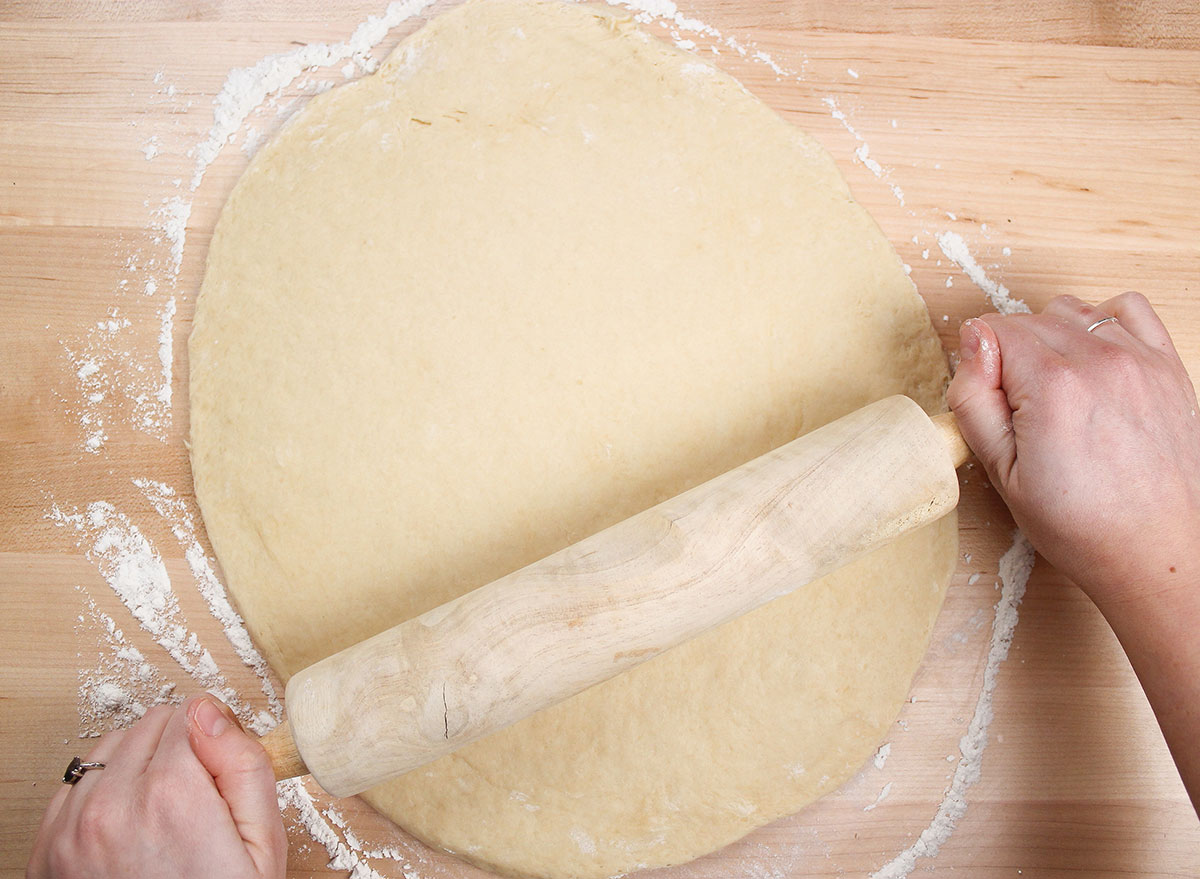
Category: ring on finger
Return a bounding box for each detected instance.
[1086,316,1119,333]
[63,756,107,785]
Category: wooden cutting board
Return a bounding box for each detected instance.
[2,2,1198,877]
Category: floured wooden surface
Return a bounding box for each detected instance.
[2,2,1199,878]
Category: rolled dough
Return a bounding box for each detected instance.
[189,1,956,877]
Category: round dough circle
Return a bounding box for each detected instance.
[190,2,956,877]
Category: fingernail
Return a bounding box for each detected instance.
[959,320,982,361]
[194,697,229,737]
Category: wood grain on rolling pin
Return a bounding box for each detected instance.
[277,397,964,797]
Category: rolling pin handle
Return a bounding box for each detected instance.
[258,721,309,782]
[931,411,971,470]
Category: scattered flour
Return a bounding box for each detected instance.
[62,307,163,452]
[189,0,442,190]
[856,142,884,177]
[870,532,1036,878]
[49,499,270,733]
[278,779,437,878]
[863,781,893,812]
[279,780,380,877]
[135,478,281,725]
[873,742,892,770]
[153,196,192,277]
[821,96,906,205]
[937,231,1030,314]
[76,594,182,735]
[570,827,599,856]
[242,126,264,157]
[156,296,176,405]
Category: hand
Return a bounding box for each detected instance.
[26,697,286,879]
[949,292,1200,813]
[948,291,1200,608]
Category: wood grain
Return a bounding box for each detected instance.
[283,398,961,798]
[2,2,1198,878]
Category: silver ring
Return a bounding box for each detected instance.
[63,756,106,785]
[1086,316,1119,333]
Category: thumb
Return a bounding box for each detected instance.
[187,696,286,873]
[947,318,1017,487]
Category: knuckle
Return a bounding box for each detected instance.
[231,740,273,777]
[137,769,185,826]
[142,704,174,725]
[1037,358,1077,392]
[1098,343,1141,378]
[74,795,120,846]
[1047,293,1079,310]
[46,836,81,879]
[82,734,118,765]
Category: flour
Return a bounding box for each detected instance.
[856,142,884,177]
[612,0,811,82]
[188,0,441,191]
[870,531,1036,879]
[50,499,270,733]
[873,742,892,769]
[821,96,906,205]
[613,0,719,38]
[278,778,435,879]
[570,828,598,856]
[156,296,176,405]
[937,231,1029,315]
[135,478,281,724]
[242,126,263,157]
[153,196,192,277]
[76,595,181,735]
[279,780,374,875]
[61,173,184,451]
[62,310,152,452]
[752,49,789,78]
[863,781,893,812]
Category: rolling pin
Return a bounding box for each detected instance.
[258,394,970,797]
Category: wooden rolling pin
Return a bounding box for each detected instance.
[258,395,969,797]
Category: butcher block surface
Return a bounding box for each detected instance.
[2,2,1199,877]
